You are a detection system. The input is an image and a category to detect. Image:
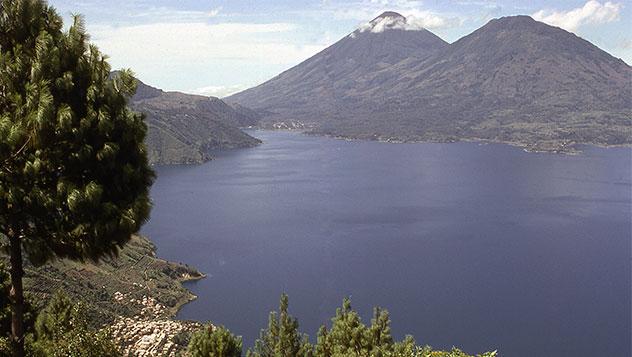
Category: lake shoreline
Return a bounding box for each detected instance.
[172,271,208,315]
[244,127,631,155]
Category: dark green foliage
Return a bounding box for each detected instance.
[187,325,242,357]
[29,292,121,357]
[314,326,331,357]
[0,265,34,341]
[320,298,368,356]
[368,307,394,353]
[315,298,394,356]
[0,0,153,354]
[392,335,417,356]
[0,265,35,356]
[212,294,496,357]
[313,298,497,357]
[247,294,312,357]
[0,0,153,264]
[0,286,121,356]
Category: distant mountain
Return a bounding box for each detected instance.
[130,80,261,164]
[227,11,447,127]
[228,14,631,152]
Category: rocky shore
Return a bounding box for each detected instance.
[109,294,205,356]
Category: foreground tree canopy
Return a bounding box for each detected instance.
[0,0,153,354]
[29,292,121,357]
[188,325,243,357]
[189,295,497,357]
[0,272,121,356]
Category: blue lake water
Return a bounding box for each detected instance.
[142,130,631,356]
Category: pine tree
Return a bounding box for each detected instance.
[0,264,34,355]
[314,299,394,357]
[248,294,312,357]
[392,335,417,357]
[187,325,242,357]
[30,292,121,357]
[248,295,495,357]
[367,307,393,356]
[0,1,153,355]
[248,309,278,357]
[326,298,368,356]
[314,325,331,357]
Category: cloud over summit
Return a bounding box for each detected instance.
[533,0,623,32]
[356,11,460,33]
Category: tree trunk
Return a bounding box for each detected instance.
[9,232,24,357]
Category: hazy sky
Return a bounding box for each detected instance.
[47,0,631,97]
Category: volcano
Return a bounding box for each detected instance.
[228,13,631,150]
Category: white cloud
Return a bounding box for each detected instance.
[406,11,462,30]
[90,22,324,66]
[620,38,632,49]
[357,11,458,32]
[124,6,222,23]
[191,84,250,98]
[320,0,462,30]
[532,0,623,32]
[87,20,327,93]
[208,7,222,17]
[358,14,407,32]
[455,0,499,9]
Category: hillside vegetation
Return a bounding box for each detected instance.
[128,78,261,165]
[11,235,203,327]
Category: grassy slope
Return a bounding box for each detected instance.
[19,235,203,328]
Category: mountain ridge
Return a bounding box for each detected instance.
[227,13,631,152]
[227,11,448,124]
[129,79,261,165]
